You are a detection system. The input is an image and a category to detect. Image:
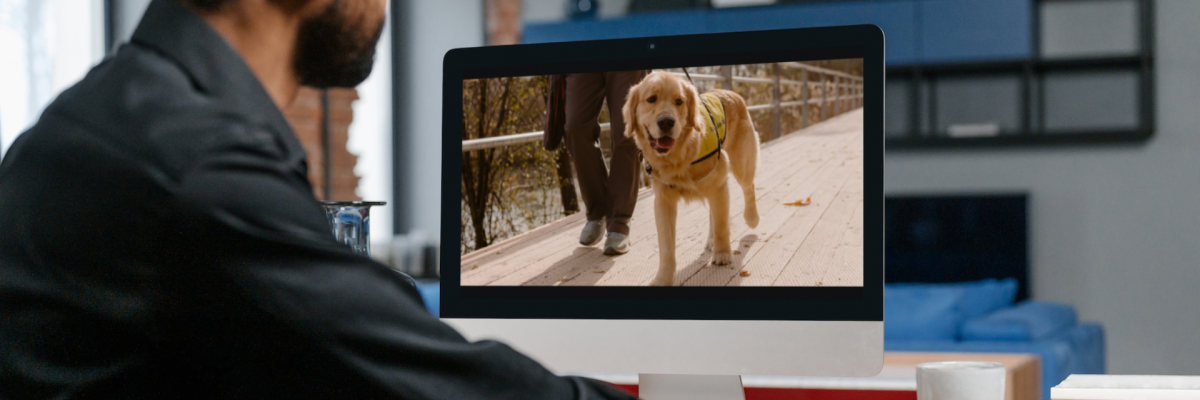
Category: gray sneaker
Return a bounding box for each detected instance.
[580,219,604,246]
[603,232,630,255]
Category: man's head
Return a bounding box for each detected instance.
[183,0,387,88]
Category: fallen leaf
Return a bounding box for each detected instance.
[559,278,571,282]
[594,270,605,274]
[743,244,750,248]
[740,271,751,277]
[733,250,742,254]
[471,265,478,270]
[496,251,503,254]
[783,198,812,206]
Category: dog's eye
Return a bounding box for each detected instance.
[675,99,683,106]
[647,95,657,103]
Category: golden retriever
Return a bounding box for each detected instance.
[623,71,760,286]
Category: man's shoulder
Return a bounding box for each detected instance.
[33,43,285,177]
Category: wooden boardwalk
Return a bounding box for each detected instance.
[461,108,864,287]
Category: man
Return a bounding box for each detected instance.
[564,71,646,254]
[0,0,636,398]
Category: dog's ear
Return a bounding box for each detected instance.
[622,81,641,139]
[684,80,704,134]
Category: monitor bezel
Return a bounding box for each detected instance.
[440,24,884,321]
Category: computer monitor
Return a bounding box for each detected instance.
[439,25,884,386]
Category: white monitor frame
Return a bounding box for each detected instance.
[440,24,886,380]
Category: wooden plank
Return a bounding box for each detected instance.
[460,210,586,267]
[671,132,863,285]
[682,146,860,286]
[719,150,862,287]
[823,245,864,286]
[771,172,863,286]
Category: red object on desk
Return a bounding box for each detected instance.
[606,383,917,400]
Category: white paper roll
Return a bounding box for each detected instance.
[916,361,1005,400]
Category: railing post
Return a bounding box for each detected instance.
[853,78,858,109]
[858,79,862,109]
[771,63,781,140]
[840,76,846,114]
[800,68,809,129]
[820,71,827,122]
[720,65,734,92]
[836,75,843,116]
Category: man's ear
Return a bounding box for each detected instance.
[622,82,641,139]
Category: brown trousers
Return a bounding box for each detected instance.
[564,71,645,235]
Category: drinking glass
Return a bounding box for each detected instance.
[319,201,386,257]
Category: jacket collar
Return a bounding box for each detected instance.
[129,0,296,142]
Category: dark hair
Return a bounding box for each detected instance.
[180,0,309,13]
[179,0,234,12]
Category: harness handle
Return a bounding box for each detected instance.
[681,67,723,163]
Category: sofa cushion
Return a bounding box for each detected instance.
[953,278,1019,320]
[889,278,1018,321]
[884,285,963,341]
[961,300,1078,342]
[414,281,441,317]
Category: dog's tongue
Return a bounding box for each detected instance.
[654,136,675,149]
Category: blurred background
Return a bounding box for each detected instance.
[2,0,1198,379]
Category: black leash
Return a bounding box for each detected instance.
[681,67,724,165]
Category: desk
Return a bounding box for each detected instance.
[591,351,1041,400]
[1052,374,1200,400]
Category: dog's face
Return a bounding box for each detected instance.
[623,71,705,159]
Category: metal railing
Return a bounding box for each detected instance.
[462,63,863,152]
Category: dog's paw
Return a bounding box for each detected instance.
[712,251,732,265]
[649,275,674,286]
[704,236,714,251]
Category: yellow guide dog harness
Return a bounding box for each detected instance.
[643,92,727,186]
[694,92,728,165]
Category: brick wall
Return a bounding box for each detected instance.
[283,86,362,201]
[486,0,521,45]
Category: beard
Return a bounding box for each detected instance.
[293,2,385,88]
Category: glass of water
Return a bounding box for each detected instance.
[319,201,387,257]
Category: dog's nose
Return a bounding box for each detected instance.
[657,116,675,132]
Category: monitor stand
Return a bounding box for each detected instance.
[638,374,745,400]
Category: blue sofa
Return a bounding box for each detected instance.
[415,279,1102,399]
[884,279,1105,400]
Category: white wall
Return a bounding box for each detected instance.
[114,0,151,44]
[351,6,394,255]
[393,0,483,240]
[884,0,1200,375]
[0,0,107,159]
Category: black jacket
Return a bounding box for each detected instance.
[0,1,635,399]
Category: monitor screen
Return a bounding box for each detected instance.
[460,59,864,288]
[439,25,883,321]
[439,25,884,377]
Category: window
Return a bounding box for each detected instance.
[0,0,107,158]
